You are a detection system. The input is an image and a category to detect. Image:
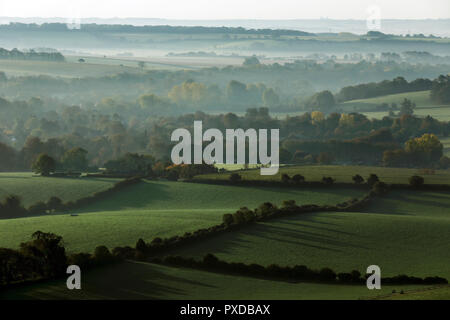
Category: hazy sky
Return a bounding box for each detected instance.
[0,0,449,20]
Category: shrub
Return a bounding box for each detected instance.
[222,213,234,227]
[47,196,64,212]
[319,267,337,282]
[28,201,48,215]
[256,202,277,217]
[229,173,242,182]
[372,181,389,195]
[352,174,364,184]
[166,169,179,181]
[282,200,296,209]
[322,176,335,185]
[292,174,305,183]
[281,173,290,183]
[367,174,379,187]
[68,252,92,268]
[93,246,113,265]
[409,175,425,187]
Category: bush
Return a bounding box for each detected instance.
[28,201,48,215]
[281,173,290,183]
[367,174,379,187]
[282,200,296,209]
[256,202,277,217]
[93,246,113,265]
[352,174,364,184]
[222,213,234,227]
[322,176,335,185]
[372,181,389,195]
[409,175,425,187]
[68,252,92,268]
[47,197,64,212]
[292,174,305,183]
[319,267,337,282]
[229,173,242,182]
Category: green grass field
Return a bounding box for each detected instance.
[342,91,436,109]
[340,90,450,121]
[197,165,450,185]
[165,190,450,279]
[0,179,364,252]
[376,285,450,300]
[0,173,120,206]
[440,137,450,156]
[0,260,429,300]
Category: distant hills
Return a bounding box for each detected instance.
[0,17,450,37]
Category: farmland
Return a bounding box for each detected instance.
[198,165,450,185]
[164,190,450,279]
[0,179,364,252]
[340,90,450,121]
[0,260,428,300]
[0,172,120,206]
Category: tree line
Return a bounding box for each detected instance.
[0,48,64,62]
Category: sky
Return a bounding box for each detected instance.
[0,0,449,20]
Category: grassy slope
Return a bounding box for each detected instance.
[0,180,363,252]
[197,165,450,184]
[441,137,450,156]
[0,260,427,300]
[165,190,450,279]
[376,285,450,300]
[342,91,435,109]
[340,90,450,121]
[0,173,120,206]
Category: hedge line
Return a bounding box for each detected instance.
[154,254,448,286]
[111,187,382,261]
[0,176,142,219]
[192,177,450,192]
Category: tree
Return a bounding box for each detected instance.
[47,197,64,212]
[399,98,415,116]
[409,175,424,187]
[367,174,379,187]
[352,174,364,184]
[229,173,242,182]
[317,152,334,165]
[262,88,279,107]
[93,246,113,265]
[292,174,305,184]
[281,173,291,183]
[223,213,234,227]
[243,55,260,66]
[28,201,48,215]
[372,181,389,195]
[19,231,67,278]
[308,90,335,111]
[61,147,88,172]
[405,133,443,164]
[32,153,56,176]
[227,80,248,103]
[322,177,335,185]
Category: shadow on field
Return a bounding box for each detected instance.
[362,191,450,216]
[79,181,172,212]
[165,213,370,259]
[2,261,216,300]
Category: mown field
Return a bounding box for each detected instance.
[0,179,364,252]
[165,190,450,279]
[0,260,428,300]
[197,165,450,185]
[0,173,120,206]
